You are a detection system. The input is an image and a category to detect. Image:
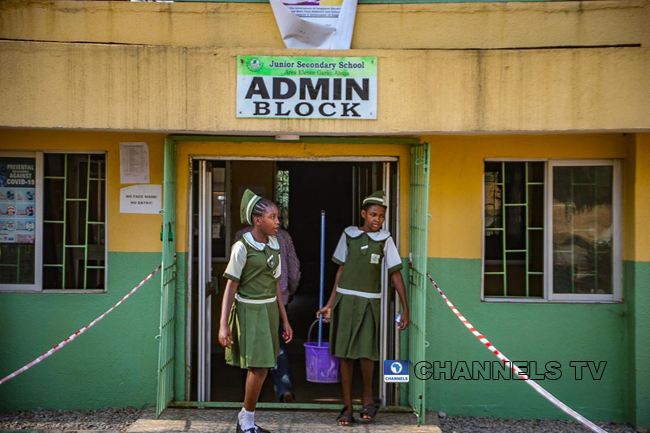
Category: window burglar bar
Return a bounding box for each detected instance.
[484,162,544,298]
[43,154,106,290]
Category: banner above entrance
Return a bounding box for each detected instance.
[236,55,377,120]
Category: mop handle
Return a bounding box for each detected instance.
[318,210,325,346]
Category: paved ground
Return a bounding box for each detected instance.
[126,408,442,433]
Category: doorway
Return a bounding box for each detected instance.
[188,158,400,407]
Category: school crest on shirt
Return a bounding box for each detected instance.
[370,253,381,264]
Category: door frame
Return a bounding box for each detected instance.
[174,135,419,412]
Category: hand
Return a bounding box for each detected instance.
[218,325,233,348]
[398,309,410,331]
[316,305,332,323]
[282,321,293,344]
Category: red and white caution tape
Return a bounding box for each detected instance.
[0,255,176,386]
[426,273,608,433]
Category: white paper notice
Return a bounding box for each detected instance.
[269,0,358,49]
[120,142,150,184]
[120,185,162,214]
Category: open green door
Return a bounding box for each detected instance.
[156,138,177,417]
[407,143,430,425]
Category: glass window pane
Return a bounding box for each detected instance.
[484,274,504,297]
[504,162,525,204]
[553,166,613,295]
[528,184,544,228]
[529,229,544,273]
[44,178,64,221]
[505,206,526,250]
[66,154,90,199]
[528,162,545,184]
[44,154,65,177]
[506,252,526,297]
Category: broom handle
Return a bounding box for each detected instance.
[318,210,326,346]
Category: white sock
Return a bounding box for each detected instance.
[240,408,255,431]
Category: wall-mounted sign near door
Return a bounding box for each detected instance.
[236,56,377,120]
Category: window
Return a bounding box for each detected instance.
[0,152,107,292]
[483,160,621,302]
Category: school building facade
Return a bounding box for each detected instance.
[0,0,649,429]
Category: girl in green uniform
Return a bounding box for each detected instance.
[219,189,293,433]
[317,191,410,426]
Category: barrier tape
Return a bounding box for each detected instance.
[0,255,176,386]
[425,273,608,433]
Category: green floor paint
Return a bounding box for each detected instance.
[0,252,163,411]
[424,257,630,422]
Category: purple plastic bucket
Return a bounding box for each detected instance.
[304,342,340,383]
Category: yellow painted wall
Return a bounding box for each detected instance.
[0,130,166,253]
[1,1,648,50]
[1,131,646,260]
[627,133,650,263]
[175,141,411,255]
[424,134,631,260]
[1,42,648,134]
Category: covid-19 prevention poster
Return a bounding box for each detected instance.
[0,157,36,244]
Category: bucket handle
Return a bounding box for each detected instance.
[307,318,330,344]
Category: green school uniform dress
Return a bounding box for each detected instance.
[224,232,282,369]
[329,226,403,361]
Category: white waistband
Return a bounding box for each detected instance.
[337,287,382,299]
[235,293,277,304]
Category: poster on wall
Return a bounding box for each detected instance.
[120,142,150,184]
[119,184,162,214]
[237,55,377,120]
[0,158,36,244]
[269,0,358,49]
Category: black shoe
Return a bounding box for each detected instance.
[238,420,271,433]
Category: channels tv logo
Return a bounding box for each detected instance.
[384,360,409,383]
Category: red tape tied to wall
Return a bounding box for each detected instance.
[0,255,176,386]
[425,273,608,433]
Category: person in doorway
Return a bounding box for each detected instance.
[316,191,410,426]
[219,189,293,433]
[235,219,301,404]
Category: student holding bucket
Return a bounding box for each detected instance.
[219,189,293,433]
[317,191,410,426]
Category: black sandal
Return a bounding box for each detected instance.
[359,398,381,423]
[336,405,356,427]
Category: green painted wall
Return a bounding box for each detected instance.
[423,257,630,422]
[625,261,650,429]
[0,252,163,410]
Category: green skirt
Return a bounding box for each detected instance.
[225,300,279,369]
[329,292,381,361]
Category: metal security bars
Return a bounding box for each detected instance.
[407,143,430,425]
[157,138,177,418]
[484,162,544,298]
[43,153,106,290]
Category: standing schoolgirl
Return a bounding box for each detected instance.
[219,189,293,433]
[317,191,410,426]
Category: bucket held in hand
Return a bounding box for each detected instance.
[304,319,340,383]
